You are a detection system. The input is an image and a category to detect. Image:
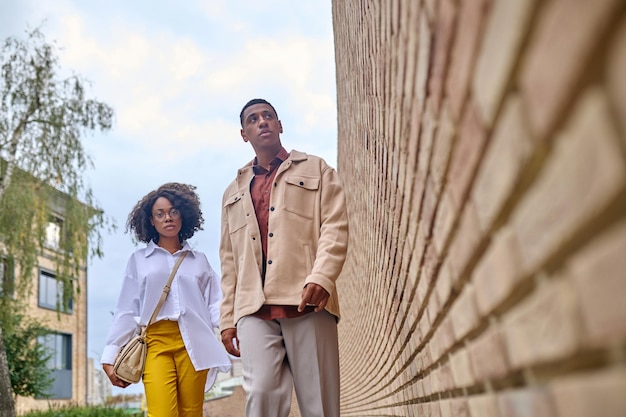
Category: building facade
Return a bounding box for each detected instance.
[9,203,90,413]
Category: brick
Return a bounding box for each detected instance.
[450,347,475,387]
[415,12,432,112]
[570,220,626,345]
[430,104,455,195]
[606,16,626,139]
[415,379,425,399]
[416,266,431,309]
[473,226,524,315]
[429,324,444,363]
[435,259,453,307]
[423,0,438,25]
[550,369,626,417]
[429,402,442,417]
[450,284,480,341]
[447,200,482,278]
[512,88,626,273]
[422,241,440,288]
[439,399,452,417]
[438,316,456,359]
[502,279,581,369]
[468,394,501,417]
[519,0,622,139]
[421,176,439,232]
[427,284,441,326]
[433,188,455,256]
[422,371,433,397]
[498,388,557,417]
[447,101,488,211]
[450,398,471,417]
[427,0,457,116]
[473,0,537,126]
[472,95,533,233]
[439,362,454,392]
[418,105,436,183]
[468,326,510,382]
[446,0,492,121]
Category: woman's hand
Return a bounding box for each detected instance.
[102,363,131,388]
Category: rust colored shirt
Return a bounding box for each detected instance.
[250,147,290,260]
[250,147,314,320]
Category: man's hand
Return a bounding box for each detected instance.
[221,328,240,357]
[298,283,330,312]
[102,363,131,388]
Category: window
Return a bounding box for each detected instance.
[45,217,63,249]
[38,270,73,313]
[38,333,72,399]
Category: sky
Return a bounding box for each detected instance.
[1,0,338,396]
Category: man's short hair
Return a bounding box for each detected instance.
[240,98,278,126]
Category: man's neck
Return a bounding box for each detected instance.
[255,147,284,170]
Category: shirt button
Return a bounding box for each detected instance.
[270,207,275,211]
[269,233,274,237]
[267,260,273,265]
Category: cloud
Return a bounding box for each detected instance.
[50,6,336,163]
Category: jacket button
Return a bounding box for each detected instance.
[270,207,275,211]
[299,181,304,186]
[269,233,274,237]
[267,260,272,265]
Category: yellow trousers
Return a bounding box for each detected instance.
[143,320,208,417]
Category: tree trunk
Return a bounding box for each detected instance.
[0,328,16,417]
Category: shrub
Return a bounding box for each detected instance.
[19,404,142,417]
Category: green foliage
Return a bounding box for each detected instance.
[19,404,140,417]
[0,298,52,398]
[0,27,115,301]
[0,26,116,414]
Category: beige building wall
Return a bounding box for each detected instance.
[15,253,88,414]
[332,0,626,416]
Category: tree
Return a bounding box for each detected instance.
[1,297,53,399]
[0,27,114,416]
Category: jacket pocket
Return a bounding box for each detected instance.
[223,191,246,233]
[283,175,320,219]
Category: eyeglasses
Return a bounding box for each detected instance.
[152,208,181,221]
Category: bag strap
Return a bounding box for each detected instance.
[143,251,188,332]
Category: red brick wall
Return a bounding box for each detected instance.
[332,1,626,416]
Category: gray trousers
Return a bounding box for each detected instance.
[238,311,340,417]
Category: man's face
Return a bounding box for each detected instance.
[240,103,283,149]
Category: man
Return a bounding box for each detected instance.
[219,98,349,417]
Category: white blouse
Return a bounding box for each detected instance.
[101,240,231,390]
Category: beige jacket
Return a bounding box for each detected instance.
[219,150,349,331]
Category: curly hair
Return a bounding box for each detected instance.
[126,182,204,244]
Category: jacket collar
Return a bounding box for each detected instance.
[238,149,308,176]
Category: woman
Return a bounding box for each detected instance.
[101,182,231,417]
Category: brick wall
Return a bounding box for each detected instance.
[332,1,626,416]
